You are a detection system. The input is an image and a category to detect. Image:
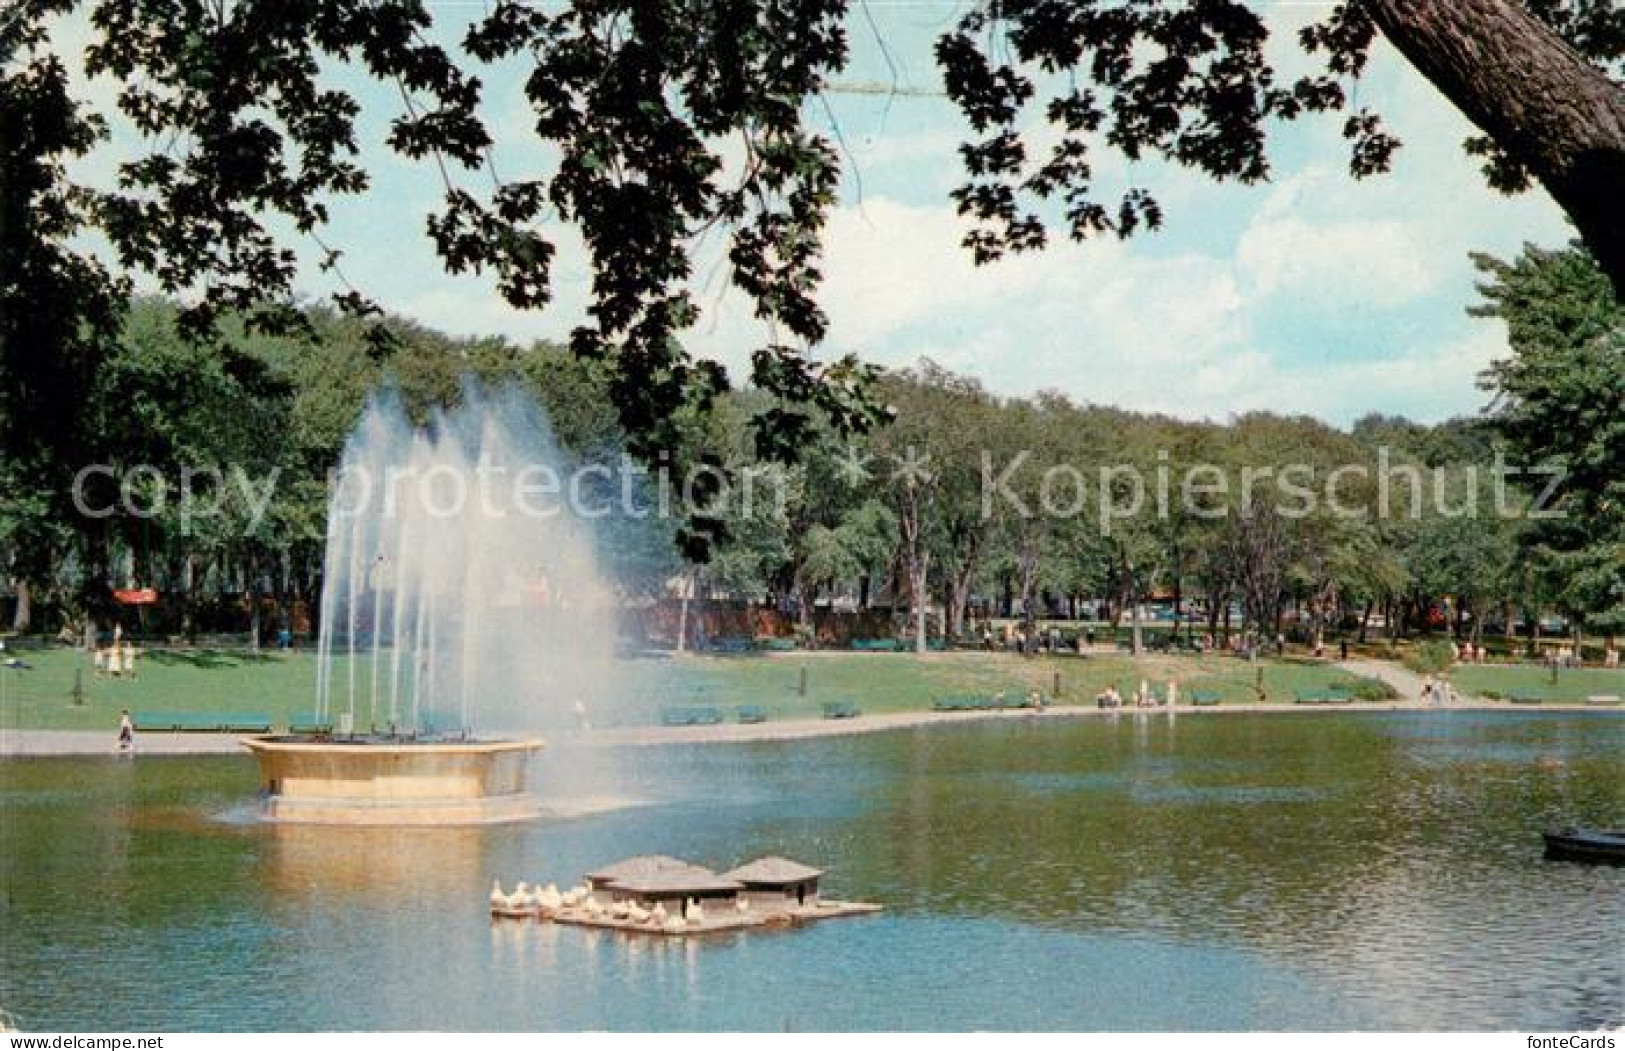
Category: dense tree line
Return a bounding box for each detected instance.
[2,245,1618,655]
[5,1,1623,565]
[691,243,1622,655]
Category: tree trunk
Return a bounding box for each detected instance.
[947,556,977,640]
[676,568,694,653]
[1018,543,1039,656]
[1368,0,1625,297]
[181,554,200,641]
[912,551,930,655]
[246,556,262,652]
[10,580,30,633]
[1172,575,1184,645]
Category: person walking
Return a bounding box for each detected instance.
[117,709,134,754]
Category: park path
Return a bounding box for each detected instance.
[1336,658,1487,703]
[5,688,1608,757]
[0,729,247,757]
[1338,658,1427,702]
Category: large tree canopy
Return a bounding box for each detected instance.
[937,0,1624,290]
[4,0,1623,561]
[1473,243,1624,630]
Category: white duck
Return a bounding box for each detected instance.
[490,880,506,908]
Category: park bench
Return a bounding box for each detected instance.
[1508,692,1544,705]
[1294,689,1353,706]
[1584,695,1622,706]
[1189,690,1222,707]
[931,696,976,712]
[709,637,755,654]
[821,700,861,720]
[981,693,1039,709]
[737,704,769,724]
[287,711,334,734]
[756,637,798,652]
[134,711,222,732]
[851,639,900,652]
[660,706,725,726]
[134,711,274,732]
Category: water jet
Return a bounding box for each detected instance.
[246,386,612,824]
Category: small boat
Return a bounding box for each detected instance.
[1543,827,1625,863]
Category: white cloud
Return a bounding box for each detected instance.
[42,0,1573,430]
[1236,171,1445,309]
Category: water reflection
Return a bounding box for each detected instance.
[260,824,487,900]
[1,714,1621,1030]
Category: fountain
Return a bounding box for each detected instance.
[245,385,614,824]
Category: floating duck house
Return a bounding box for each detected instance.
[721,856,823,910]
[492,854,878,936]
[589,857,744,918]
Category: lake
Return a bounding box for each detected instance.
[2,711,1621,1030]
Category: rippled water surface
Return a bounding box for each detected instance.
[3,712,1622,1031]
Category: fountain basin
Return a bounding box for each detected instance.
[242,735,544,825]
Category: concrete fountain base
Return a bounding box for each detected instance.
[241,736,545,825]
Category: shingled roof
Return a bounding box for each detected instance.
[604,870,744,895]
[585,855,694,883]
[720,856,824,884]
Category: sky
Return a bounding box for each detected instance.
[53,1,1576,427]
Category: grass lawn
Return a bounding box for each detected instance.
[1450,664,1625,702]
[0,644,1393,732]
[0,646,320,731]
[625,650,1386,722]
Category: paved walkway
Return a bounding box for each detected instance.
[1335,659,1486,703]
[5,695,1614,756]
[0,729,248,757]
[585,697,1613,747]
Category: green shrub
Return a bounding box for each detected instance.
[1403,641,1455,675]
[1350,678,1397,702]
